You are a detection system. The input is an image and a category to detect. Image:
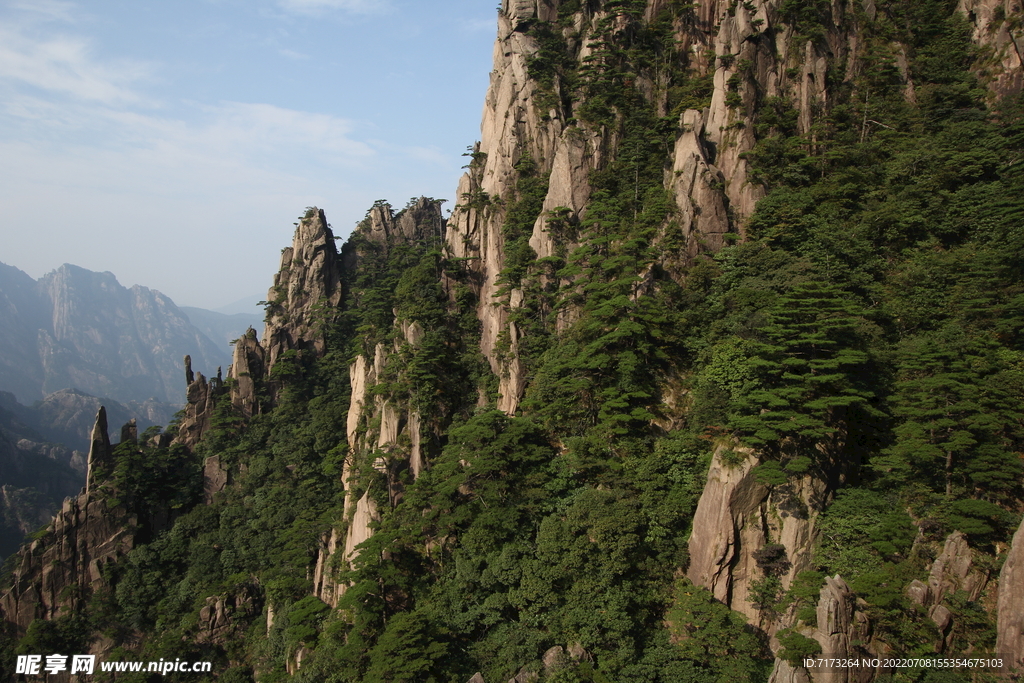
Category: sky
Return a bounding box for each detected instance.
[0,0,497,311]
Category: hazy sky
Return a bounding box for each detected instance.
[0,0,496,310]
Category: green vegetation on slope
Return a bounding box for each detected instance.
[2,1,1024,681]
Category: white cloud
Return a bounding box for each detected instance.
[194,101,377,160]
[276,0,391,15]
[0,25,151,105]
[278,48,309,60]
[7,0,77,24]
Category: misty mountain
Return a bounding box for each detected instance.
[0,262,231,405]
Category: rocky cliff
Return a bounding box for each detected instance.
[314,199,446,607]
[0,409,137,639]
[442,0,1022,677]
[224,207,343,413]
[998,518,1024,671]
[0,0,1021,680]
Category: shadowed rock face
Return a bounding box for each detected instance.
[998,520,1024,671]
[0,262,229,405]
[0,408,138,649]
[0,398,84,560]
[0,386,176,562]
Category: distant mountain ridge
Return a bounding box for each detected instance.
[0,262,234,405]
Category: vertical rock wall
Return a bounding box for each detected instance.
[83,406,111,495]
[687,445,838,628]
[998,519,1024,672]
[442,0,889,414]
[314,314,429,607]
[262,208,343,370]
[958,0,1023,99]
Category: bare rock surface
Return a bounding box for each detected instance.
[687,446,767,613]
[998,518,1024,672]
[262,208,343,371]
[958,0,1023,98]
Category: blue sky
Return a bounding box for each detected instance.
[0,0,496,310]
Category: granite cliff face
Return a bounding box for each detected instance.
[1,0,1022,679]
[440,0,1022,677]
[442,0,865,413]
[173,208,344,449]
[998,520,1024,671]
[314,199,445,608]
[262,208,343,371]
[959,0,1023,98]
[446,0,1023,417]
[220,207,343,417]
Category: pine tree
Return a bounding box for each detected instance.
[729,280,879,460]
[874,333,1022,500]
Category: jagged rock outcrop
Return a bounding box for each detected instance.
[811,577,874,683]
[175,355,219,449]
[203,455,230,504]
[262,208,342,371]
[444,1,576,414]
[687,446,768,616]
[445,0,896,413]
[312,526,342,607]
[84,407,112,495]
[669,109,731,260]
[195,582,262,645]
[767,577,874,683]
[687,445,838,626]
[314,313,428,607]
[0,492,135,633]
[904,531,992,650]
[357,197,445,252]
[0,408,139,640]
[769,660,813,683]
[225,208,348,413]
[998,518,1024,673]
[925,531,989,604]
[229,327,265,417]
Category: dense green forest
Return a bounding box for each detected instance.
[2,0,1023,681]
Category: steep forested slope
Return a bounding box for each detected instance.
[1,0,1023,681]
